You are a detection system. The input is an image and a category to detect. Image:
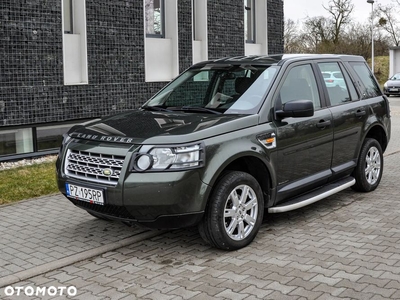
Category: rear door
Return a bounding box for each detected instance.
[273,63,334,202]
[316,61,370,180]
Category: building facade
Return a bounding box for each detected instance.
[0,0,284,161]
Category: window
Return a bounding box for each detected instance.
[0,123,80,158]
[62,0,88,85]
[144,0,178,82]
[350,62,381,99]
[145,0,165,37]
[244,0,255,43]
[192,0,208,64]
[145,64,276,114]
[0,129,33,156]
[63,0,73,33]
[278,65,321,109]
[192,0,197,41]
[318,62,358,106]
[37,124,73,151]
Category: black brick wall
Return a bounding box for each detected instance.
[178,0,193,73]
[267,0,284,54]
[0,0,284,128]
[207,1,245,59]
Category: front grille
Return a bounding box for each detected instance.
[65,149,125,186]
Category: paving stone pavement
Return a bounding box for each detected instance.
[0,195,158,284]
[1,97,400,299]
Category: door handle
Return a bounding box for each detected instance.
[355,109,366,117]
[316,120,331,128]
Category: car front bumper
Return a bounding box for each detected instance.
[57,162,209,229]
[384,87,400,95]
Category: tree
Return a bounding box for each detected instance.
[376,4,400,46]
[323,0,354,44]
[284,19,307,53]
[283,0,393,58]
[300,0,355,53]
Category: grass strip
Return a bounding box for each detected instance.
[0,162,58,205]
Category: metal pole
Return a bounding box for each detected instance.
[367,0,375,73]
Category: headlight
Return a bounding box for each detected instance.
[384,83,388,89]
[131,143,204,172]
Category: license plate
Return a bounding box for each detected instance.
[65,183,105,205]
[389,88,399,92]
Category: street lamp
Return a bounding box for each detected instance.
[367,0,374,74]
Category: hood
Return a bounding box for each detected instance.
[68,110,258,144]
[386,79,400,87]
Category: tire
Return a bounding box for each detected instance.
[198,171,264,250]
[352,138,383,192]
[87,211,112,221]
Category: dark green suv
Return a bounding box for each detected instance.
[56,54,391,250]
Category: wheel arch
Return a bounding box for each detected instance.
[206,154,274,208]
[363,124,389,153]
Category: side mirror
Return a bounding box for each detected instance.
[276,99,314,119]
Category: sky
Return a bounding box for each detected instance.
[284,0,394,24]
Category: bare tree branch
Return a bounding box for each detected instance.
[376,4,400,46]
[322,0,354,44]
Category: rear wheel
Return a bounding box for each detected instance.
[198,171,264,250]
[352,138,383,192]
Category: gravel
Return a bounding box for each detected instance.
[0,155,57,171]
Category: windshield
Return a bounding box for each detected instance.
[390,73,400,80]
[143,64,279,114]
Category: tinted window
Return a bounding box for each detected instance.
[278,64,321,109]
[145,65,278,114]
[318,62,359,106]
[349,62,381,98]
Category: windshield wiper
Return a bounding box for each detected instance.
[141,105,174,113]
[179,106,222,115]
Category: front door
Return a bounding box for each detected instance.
[274,63,334,202]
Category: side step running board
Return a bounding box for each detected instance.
[268,177,355,213]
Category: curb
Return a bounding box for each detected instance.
[0,230,166,288]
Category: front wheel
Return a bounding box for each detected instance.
[352,138,383,192]
[198,171,264,250]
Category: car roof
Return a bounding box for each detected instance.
[191,54,365,68]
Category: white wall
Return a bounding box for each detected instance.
[245,0,268,56]
[389,47,400,77]
[62,0,88,85]
[145,0,179,82]
[192,0,208,64]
